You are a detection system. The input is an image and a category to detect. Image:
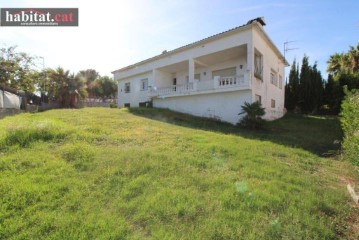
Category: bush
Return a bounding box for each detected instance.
[110,103,117,108]
[340,87,359,166]
[238,101,265,130]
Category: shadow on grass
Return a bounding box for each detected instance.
[128,107,343,157]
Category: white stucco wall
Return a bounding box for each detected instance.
[251,27,285,120]
[153,90,252,125]
[118,72,152,107]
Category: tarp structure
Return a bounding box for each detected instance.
[2,91,21,109]
[0,90,3,108]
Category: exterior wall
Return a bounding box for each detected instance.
[118,72,152,107]
[153,90,252,125]
[251,27,285,120]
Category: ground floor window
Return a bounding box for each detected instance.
[141,79,148,91]
[124,103,130,108]
[255,94,262,104]
[124,82,131,93]
[139,102,151,107]
[271,99,276,108]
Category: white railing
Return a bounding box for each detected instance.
[215,75,249,89]
[151,83,194,96]
[151,74,250,97]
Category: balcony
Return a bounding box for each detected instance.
[150,73,251,98]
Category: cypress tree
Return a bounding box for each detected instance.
[285,59,299,111]
[299,56,312,113]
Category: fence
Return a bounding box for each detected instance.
[0,87,24,119]
[0,89,22,109]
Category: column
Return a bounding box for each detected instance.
[188,58,195,83]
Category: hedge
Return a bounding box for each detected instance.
[340,87,359,166]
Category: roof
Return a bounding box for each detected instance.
[112,17,286,73]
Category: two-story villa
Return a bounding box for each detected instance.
[112,17,287,124]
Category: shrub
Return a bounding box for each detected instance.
[238,101,265,129]
[340,87,359,166]
[109,103,117,108]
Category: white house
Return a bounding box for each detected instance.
[112,17,287,124]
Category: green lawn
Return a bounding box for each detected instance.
[0,108,357,239]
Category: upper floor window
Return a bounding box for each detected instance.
[124,82,131,93]
[278,75,283,89]
[270,70,278,86]
[140,78,148,91]
[254,51,263,80]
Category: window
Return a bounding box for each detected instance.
[255,94,262,104]
[270,70,278,86]
[124,103,130,108]
[124,82,131,93]
[278,75,283,89]
[254,50,263,80]
[271,99,276,108]
[139,102,148,107]
[212,67,236,78]
[140,78,148,91]
[194,73,201,81]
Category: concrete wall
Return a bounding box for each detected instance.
[153,90,252,125]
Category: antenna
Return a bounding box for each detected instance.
[283,40,299,65]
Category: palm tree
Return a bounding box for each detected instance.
[47,67,86,107]
[327,53,345,75]
[348,44,359,73]
[238,101,266,129]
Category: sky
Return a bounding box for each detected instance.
[0,0,358,79]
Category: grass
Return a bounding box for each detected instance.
[0,108,358,239]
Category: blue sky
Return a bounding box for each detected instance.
[0,0,358,79]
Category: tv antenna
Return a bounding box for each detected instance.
[283,40,299,65]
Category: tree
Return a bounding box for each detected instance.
[0,45,39,93]
[326,43,359,113]
[78,69,99,94]
[47,67,87,107]
[238,101,266,129]
[298,55,313,113]
[285,56,325,114]
[285,59,299,111]
[88,76,117,101]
